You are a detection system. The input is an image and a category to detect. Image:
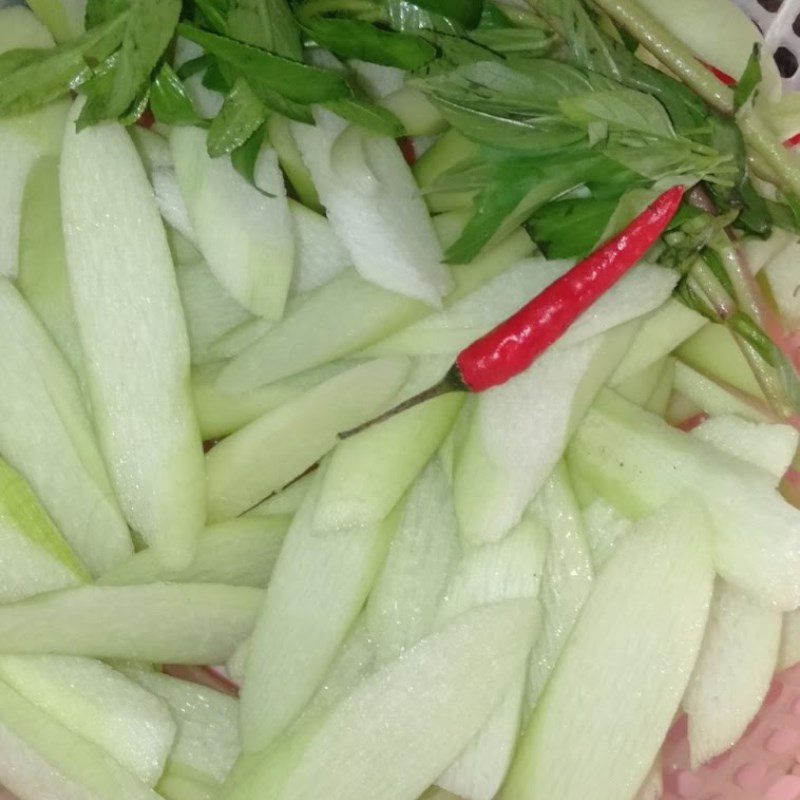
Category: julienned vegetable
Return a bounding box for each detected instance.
[5,1,800,800]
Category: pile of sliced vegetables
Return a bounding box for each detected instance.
[5,0,800,799]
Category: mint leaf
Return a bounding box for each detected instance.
[325,98,405,137]
[412,0,483,28]
[527,197,619,258]
[227,0,301,59]
[207,77,268,156]
[150,63,203,125]
[78,0,181,126]
[559,88,675,138]
[231,123,270,191]
[0,16,125,118]
[734,44,761,112]
[178,23,352,104]
[301,18,436,70]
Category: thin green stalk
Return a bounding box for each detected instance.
[739,111,800,199]
[587,0,734,114]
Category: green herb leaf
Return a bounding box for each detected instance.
[231,122,271,191]
[178,23,352,104]
[227,0,301,59]
[0,16,126,118]
[325,98,405,136]
[193,0,231,33]
[85,0,128,28]
[207,77,268,156]
[411,0,483,28]
[385,0,462,34]
[559,88,675,138]
[301,18,436,70]
[734,43,761,112]
[150,63,204,125]
[78,0,181,126]
[478,2,513,28]
[527,197,619,257]
[202,61,231,93]
[177,54,215,80]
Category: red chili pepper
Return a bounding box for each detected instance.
[785,132,800,148]
[697,58,737,87]
[136,108,156,129]
[456,185,685,391]
[339,186,685,437]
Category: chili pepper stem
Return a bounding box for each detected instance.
[337,365,468,439]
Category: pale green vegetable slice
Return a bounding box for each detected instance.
[673,361,770,421]
[171,127,294,319]
[26,0,86,41]
[127,670,240,785]
[0,456,88,601]
[435,518,546,800]
[525,463,594,708]
[153,164,197,246]
[568,390,800,609]
[0,678,160,800]
[504,497,714,800]
[692,415,798,483]
[583,498,633,571]
[292,109,451,306]
[0,584,261,663]
[60,99,206,569]
[313,392,463,531]
[366,459,461,664]
[218,269,427,392]
[270,599,538,800]
[220,225,532,392]
[158,762,219,800]
[382,88,444,135]
[780,610,800,670]
[0,656,175,786]
[0,279,131,574]
[194,360,350,441]
[0,9,69,279]
[240,473,396,752]
[247,473,314,517]
[350,60,405,99]
[645,358,674,416]
[17,155,83,375]
[99,517,290,588]
[289,200,350,294]
[302,616,376,721]
[267,115,321,212]
[678,323,764,398]
[684,580,781,766]
[614,359,667,407]
[176,260,254,365]
[765,239,800,325]
[610,299,705,385]
[206,357,410,520]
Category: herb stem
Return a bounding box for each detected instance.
[587,0,734,114]
[738,111,800,199]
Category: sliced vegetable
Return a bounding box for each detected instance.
[240,473,396,751]
[127,669,240,785]
[289,199,350,294]
[0,456,88,602]
[0,655,176,786]
[366,459,461,663]
[568,390,800,609]
[291,109,452,306]
[99,516,290,587]
[0,678,159,800]
[171,126,294,319]
[60,98,206,569]
[206,357,410,520]
[313,392,463,531]
[0,278,131,575]
[504,496,713,800]
[684,580,781,766]
[0,583,261,663]
[16,155,83,375]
